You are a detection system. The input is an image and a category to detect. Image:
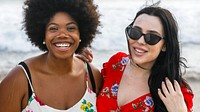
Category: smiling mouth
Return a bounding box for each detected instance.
[134,48,146,53]
[55,43,70,47]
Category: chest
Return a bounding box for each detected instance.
[117,73,150,107]
[97,72,154,112]
[39,77,86,109]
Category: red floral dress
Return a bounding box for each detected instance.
[96,52,194,112]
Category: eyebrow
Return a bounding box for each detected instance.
[47,22,78,27]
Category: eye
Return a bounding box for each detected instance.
[49,27,58,32]
[67,26,78,32]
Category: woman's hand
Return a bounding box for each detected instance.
[76,48,93,63]
[158,78,187,112]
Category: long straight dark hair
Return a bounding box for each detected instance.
[130,6,192,111]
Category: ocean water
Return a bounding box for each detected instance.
[0,0,200,79]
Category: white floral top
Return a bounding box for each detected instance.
[19,64,97,112]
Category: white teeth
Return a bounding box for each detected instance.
[135,48,145,53]
[55,43,70,47]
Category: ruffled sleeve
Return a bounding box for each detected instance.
[181,83,194,112]
[100,52,129,81]
[101,62,108,81]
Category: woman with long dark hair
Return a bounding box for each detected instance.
[79,6,194,112]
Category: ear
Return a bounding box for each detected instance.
[161,44,166,52]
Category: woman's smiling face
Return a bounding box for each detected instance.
[128,14,166,69]
[45,12,80,59]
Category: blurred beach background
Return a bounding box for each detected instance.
[0,0,199,111]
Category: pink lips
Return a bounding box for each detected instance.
[133,46,147,56]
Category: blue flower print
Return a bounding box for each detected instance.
[121,57,129,65]
[111,83,119,96]
[144,96,154,108]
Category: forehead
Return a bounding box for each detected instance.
[49,12,77,24]
[133,14,164,34]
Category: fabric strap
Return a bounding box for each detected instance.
[86,62,96,93]
[18,62,33,99]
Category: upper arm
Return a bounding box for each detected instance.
[0,66,27,111]
[89,63,103,95]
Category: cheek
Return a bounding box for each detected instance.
[75,33,80,41]
[45,33,53,41]
[127,39,136,48]
[69,31,80,41]
[128,38,136,43]
[149,45,163,58]
[127,40,134,52]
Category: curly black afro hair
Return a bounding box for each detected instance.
[22,0,100,53]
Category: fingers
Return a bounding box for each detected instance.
[76,48,94,63]
[165,78,175,94]
[82,48,93,62]
[158,78,175,101]
[174,80,182,94]
[158,78,187,112]
[158,88,165,101]
[76,54,90,62]
[160,78,182,94]
[83,48,93,59]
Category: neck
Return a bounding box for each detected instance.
[44,53,75,74]
[129,59,150,71]
[128,60,151,77]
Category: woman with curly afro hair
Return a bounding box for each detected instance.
[0,0,103,111]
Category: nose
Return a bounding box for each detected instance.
[57,28,68,37]
[137,35,146,45]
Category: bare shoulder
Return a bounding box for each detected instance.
[88,63,103,94]
[0,65,28,111]
[0,65,27,90]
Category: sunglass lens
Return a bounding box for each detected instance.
[146,34,162,45]
[127,27,141,40]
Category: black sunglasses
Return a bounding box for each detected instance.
[125,25,164,45]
